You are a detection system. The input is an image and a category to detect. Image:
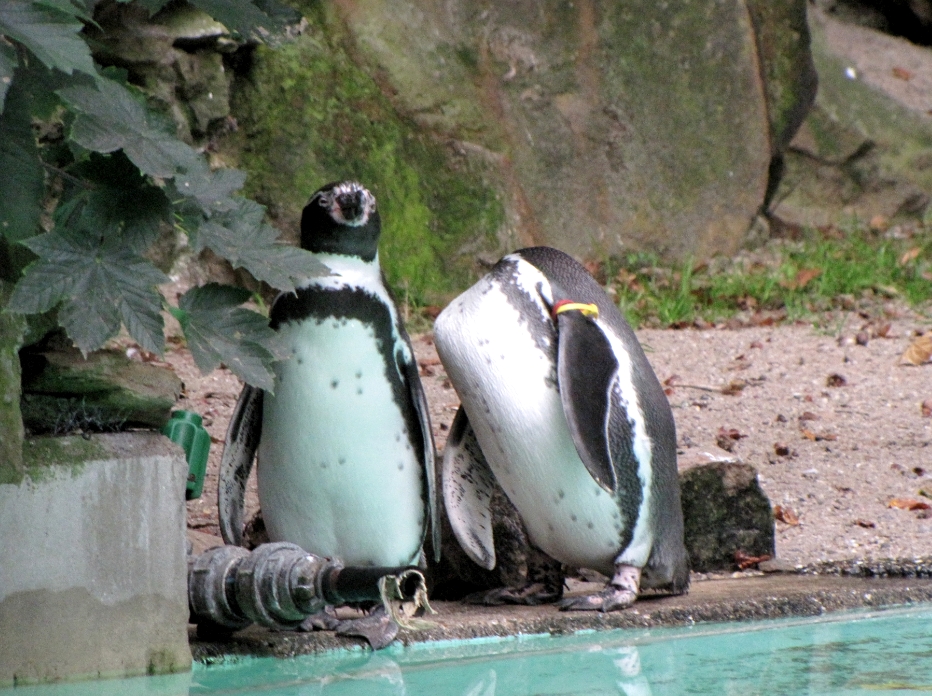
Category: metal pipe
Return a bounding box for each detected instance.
[188,542,424,635]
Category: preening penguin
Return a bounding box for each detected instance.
[434,247,688,611]
[219,181,439,602]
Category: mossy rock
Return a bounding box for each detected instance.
[680,461,775,573]
[223,0,819,301]
[19,348,182,435]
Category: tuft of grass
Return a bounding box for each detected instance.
[608,217,932,329]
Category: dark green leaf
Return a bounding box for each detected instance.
[188,0,290,42]
[33,0,93,22]
[9,230,168,354]
[198,198,327,292]
[176,283,280,390]
[0,69,43,244]
[0,0,96,77]
[59,79,200,178]
[59,153,172,253]
[172,157,245,214]
[0,42,17,114]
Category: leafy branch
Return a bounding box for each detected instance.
[0,0,324,390]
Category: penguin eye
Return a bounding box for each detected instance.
[317,192,333,208]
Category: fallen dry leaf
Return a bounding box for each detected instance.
[734,550,772,570]
[721,379,747,396]
[799,411,819,421]
[899,247,921,265]
[888,498,932,511]
[854,519,876,529]
[901,333,932,365]
[774,443,791,456]
[781,268,822,291]
[826,373,847,387]
[774,505,800,525]
[801,428,817,441]
[869,215,889,232]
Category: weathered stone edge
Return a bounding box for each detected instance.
[190,576,932,662]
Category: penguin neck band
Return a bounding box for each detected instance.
[551,300,599,320]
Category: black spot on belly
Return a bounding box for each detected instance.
[397,462,404,471]
[338,457,346,465]
[357,387,363,395]
[297,359,303,365]
[558,490,565,499]
[587,521,594,529]
[356,371,362,379]
[570,514,578,522]
[320,461,328,469]
[331,379,339,389]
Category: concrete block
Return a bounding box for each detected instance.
[0,433,192,686]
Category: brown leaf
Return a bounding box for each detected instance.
[734,550,772,570]
[749,340,764,349]
[774,443,791,456]
[892,66,914,81]
[854,519,876,529]
[721,379,747,396]
[774,505,800,525]
[826,373,847,387]
[899,247,921,265]
[869,214,889,232]
[888,498,932,511]
[801,428,817,441]
[421,305,443,320]
[875,322,892,338]
[922,400,932,418]
[799,411,819,421]
[781,268,822,290]
[902,333,932,365]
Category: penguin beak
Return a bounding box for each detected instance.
[335,191,364,225]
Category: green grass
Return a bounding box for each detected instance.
[607,218,932,329]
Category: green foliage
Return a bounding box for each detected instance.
[611,220,932,328]
[169,284,283,392]
[0,0,319,390]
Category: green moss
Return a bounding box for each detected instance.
[223,12,503,305]
[0,435,106,485]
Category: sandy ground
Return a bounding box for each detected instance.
[167,304,932,570]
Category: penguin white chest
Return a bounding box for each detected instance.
[435,275,626,574]
[257,318,425,567]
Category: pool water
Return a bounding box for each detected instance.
[8,605,932,695]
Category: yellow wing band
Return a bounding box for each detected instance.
[552,301,599,319]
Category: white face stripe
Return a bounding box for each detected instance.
[600,323,655,569]
[311,182,377,228]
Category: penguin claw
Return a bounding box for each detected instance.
[334,607,399,650]
[557,587,637,612]
[464,583,562,606]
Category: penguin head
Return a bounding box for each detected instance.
[300,181,381,261]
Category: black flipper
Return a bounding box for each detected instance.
[399,343,441,563]
[441,407,497,570]
[219,384,263,546]
[556,310,619,493]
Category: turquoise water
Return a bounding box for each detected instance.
[9,606,932,695]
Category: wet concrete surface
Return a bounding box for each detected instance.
[190,572,932,661]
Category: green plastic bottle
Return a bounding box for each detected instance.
[162,410,211,500]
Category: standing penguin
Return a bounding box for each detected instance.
[434,247,688,611]
[219,182,439,634]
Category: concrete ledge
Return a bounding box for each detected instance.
[0,433,192,686]
[191,573,932,661]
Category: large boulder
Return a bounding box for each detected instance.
[771,7,932,227]
[223,0,815,302]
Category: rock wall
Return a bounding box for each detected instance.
[220,0,815,302]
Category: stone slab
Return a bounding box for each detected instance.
[0,433,192,686]
[191,573,932,660]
